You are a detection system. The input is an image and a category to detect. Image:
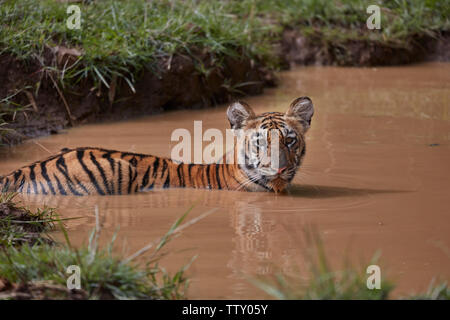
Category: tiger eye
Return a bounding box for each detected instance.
[285,137,296,145]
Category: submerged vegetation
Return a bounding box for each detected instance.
[0,0,448,144]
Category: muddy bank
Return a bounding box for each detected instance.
[0,50,274,145]
[0,278,87,300]
[280,29,450,67]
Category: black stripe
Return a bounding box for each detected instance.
[129,157,137,167]
[13,170,22,184]
[3,177,10,191]
[163,168,170,188]
[117,161,122,195]
[74,177,89,195]
[177,164,185,188]
[18,176,25,193]
[103,152,115,173]
[29,164,38,194]
[40,161,56,195]
[160,159,168,178]
[141,166,151,190]
[152,157,160,178]
[77,150,105,195]
[53,174,67,195]
[56,156,82,196]
[127,164,138,194]
[160,159,170,188]
[90,152,112,195]
[188,164,194,181]
[300,146,306,158]
[206,165,211,189]
[215,164,222,190]
[103,152,116,194]
[39,181,48,195]
[153,158,160,176]
[253,175,272,191]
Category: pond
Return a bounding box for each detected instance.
[1,62,449,299]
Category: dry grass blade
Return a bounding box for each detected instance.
[24,91,38,112]
[47,72,75,126]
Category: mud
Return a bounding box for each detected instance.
[1,62,449,299]
[0,278,87,300]
[0,51,274,145]
[280,29,450,67]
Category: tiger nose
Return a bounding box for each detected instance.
[277,166,287,175]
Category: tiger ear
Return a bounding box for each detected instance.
[286,96,314,131]
[227,101,255,129]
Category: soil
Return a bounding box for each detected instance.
[0,49,274,145]
[0,278,88,300]
[280,29,450,67]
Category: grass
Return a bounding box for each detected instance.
[251,227,393,299]
[1,0,448,91]
[0,89,32,145]
[409,280,450,300]
[253,0,449,43]
[0,197,213,300]
[0,0,276,92]
[251,227,449,300]
[0,193,58,247]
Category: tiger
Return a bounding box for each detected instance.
[0,97,314,195]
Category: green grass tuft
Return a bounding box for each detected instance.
[1,0,447,92]
[0,204,211,300]
[251,227,394,300]
[0,193,58,247]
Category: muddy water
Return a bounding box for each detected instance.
[1,62,449,299]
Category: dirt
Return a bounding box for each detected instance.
[0,50,274,145]
[0,278,87,300]
[280,29,450,67]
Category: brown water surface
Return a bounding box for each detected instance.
[1,63,449,299]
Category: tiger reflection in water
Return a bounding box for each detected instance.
[16,188,303,295]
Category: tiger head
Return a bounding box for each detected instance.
[227,97,314,193]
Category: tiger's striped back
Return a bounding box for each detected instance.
[0,147,248,195]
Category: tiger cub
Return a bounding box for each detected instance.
[0,97,314,195]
